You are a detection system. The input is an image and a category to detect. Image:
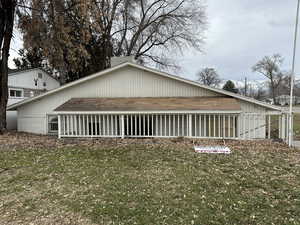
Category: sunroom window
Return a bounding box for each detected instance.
[48,115,58,134]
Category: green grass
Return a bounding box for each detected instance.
[294,113,300,139]
[0,141,300,225]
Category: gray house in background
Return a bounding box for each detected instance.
[7,68,60,130]
[275,95,300,106]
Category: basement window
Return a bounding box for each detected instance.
[48,115,58,134]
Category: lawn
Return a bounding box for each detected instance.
[0,133,300,225]
[294,113,300,139]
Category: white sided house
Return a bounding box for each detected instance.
[8,62,291,142]
[7,68,60,130]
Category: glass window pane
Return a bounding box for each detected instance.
[16,91,22,97]
[48,116,58,133]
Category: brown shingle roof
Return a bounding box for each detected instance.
[54,97,241,112]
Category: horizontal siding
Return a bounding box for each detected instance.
[8,69,59,90]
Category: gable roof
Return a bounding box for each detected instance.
[8,67,60,82]
[7,62,282,111]
[9,67,45,76]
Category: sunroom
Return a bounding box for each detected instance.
[50,96,290,142]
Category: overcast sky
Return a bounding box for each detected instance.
[9,0,300,83]
[181,0,300,82]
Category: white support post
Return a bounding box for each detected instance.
[218,115,221,138]
[173,115,176,137]
[281,114,286,140]
[156,114,159,136]
[253,114,257,139]
[286,114,290,143]
[139,114,142,136]
[142,115,145,136]
[237,115,240,139]
[204,116,207,137]
[278,114,282,139]
[248,114,251,140]
[213,115,216,137]
[121,115,125,139]
[243,114,246,140]
[168,115,171,137]
[199,115,202,137]
[208,115,211,137]
[188,114,192,137]
[268,115,271,139]
[228,115,231,138]
[152,114,154,137]
[135,115,137,136]
[99,115,102,136]
[177,114,180,136]
[58,115,61,139]
[148,114,150,136]
[181,115,184,136]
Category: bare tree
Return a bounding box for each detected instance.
[17,0,207,83]
[0,0,17,133]
[252,54,284,104]
[196,68,221,87]
[248,84,267,101]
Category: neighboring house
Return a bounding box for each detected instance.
[7,68,60,130]
[275,95,300,106]
[8,62,289,142]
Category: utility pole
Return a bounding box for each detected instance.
[288,0,300,147]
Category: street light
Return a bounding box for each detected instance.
[289,0,300,147]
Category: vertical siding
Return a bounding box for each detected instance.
[17,65,272,135]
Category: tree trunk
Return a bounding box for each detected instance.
[270,79,276,105]
[0,0,16,134]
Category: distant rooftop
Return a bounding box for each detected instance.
[8,67,40,75]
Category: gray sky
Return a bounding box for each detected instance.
[181,0,300,82]
[9,0,300,83]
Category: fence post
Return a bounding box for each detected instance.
[237,114,240,139]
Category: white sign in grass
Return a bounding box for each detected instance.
[194,146,231,154]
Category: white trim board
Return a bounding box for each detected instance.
[54,110,242,115]
[7,62,283,112]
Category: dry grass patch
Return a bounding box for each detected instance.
[0,132,300,225]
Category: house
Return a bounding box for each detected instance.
[8,61,290,142]
[7,68,60,130]
[275,95,300,106]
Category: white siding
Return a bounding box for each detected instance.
[7,69,60,131]
[17,65,269,135]
[7,111,17,130]
[8,69,59,91]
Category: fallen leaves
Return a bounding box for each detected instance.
[0,132,299,225]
